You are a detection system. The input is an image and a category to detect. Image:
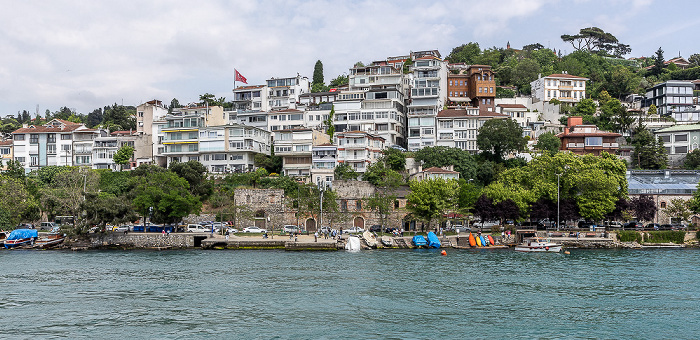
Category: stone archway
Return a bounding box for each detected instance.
[305,218,316,231]
[353,217,365,229]
[254,210,266,229]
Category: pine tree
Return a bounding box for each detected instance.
[325,106,335,140]
[312,60,324,86]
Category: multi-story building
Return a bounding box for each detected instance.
[274,128,330,179]
[268,109,306,132]
[232,85,268,112]
[466,65,496,109]
[198,124,271,173]
[654,124,700,167]
[557,116,621,156]
[11,119,95,172]
[136,100,168,166]
[644,80,695,117]
[72,129,97,167]
[435,108,509,153]
[0,140,13,170]
[92,131,137,170]
[310,144,337,186]
[266,75,310,111]
[161,105,225,166]
[530,73,589,103]
[336,130,385,174]
[406,50,448,151]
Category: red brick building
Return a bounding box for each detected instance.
[557,116,621,156]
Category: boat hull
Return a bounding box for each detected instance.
[4,238,33,249]
[514,244,562,252]
[34,236,65,249]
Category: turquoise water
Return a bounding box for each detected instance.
[1,248,699,339]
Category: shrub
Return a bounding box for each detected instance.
[618,230,643,243]
[645,231,686,244]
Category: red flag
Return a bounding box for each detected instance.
[235,69,248,84]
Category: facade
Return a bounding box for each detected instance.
[644,80,695,117]
[530,73,589,103]
[274,128,330,179]
[406,50,448,151]
[11,119,96,172]
[409,166,460,181]
[266,75,310,111]
[92,131,137,170]
[466,65,496,109]
[434,108,509,153]
[0,140,13,170]
[268,109,306,132]
[654,124,700,167]
[336,130,385,174]
[198,124,271,173]
[232,85,268,112]
[627,170,700,224]
[557,116,621,156]
[310,144,337,187]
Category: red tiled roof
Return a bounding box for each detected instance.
[0,140,12,146]
[437,108,508,118]
[545,73,588,80]
[234,85,265,91]
[423,167,459,174]
[54,118,82,125]
[12,125,85,134]
[111,130,136,136]
[497,104,527,109]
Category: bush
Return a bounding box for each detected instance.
[645,231,686,244]
[618,230,643,243]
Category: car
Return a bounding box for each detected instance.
[283,225,300,233]
[623,222,644,230]
[187,224,210,233]
[113,225,130,232]
[646,223,661,230]
[671,224,687,230]
[390,145,407,152]
[369,225,382,233]
[603,221,623,229]
[577,221,597,230]
[40,222,57,230]
[659,224,673,230]
[226,227,239,233]
[345,227,364,234]
[243,226,267,233]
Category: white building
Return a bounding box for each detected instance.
[198,124,272,173]
[274,128,330,179]
[11,119,96,172]
[435,108,509,153]
[311,144,337,186]
[266,75,310,111]
[336,130,385,174]
[405,50,448,151]
[530,73,589,103]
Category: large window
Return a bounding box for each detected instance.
[15,134,25,141]
[30,134,39,144]
[675,134,688,142]
[585,137,603,146]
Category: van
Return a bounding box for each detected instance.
[187,224,209,233]
[40,222,57,231]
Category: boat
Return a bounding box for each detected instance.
[380,236,393,247]
[468,233,476,247]
[34,232,66,249]
[412,235,428,247]
[4,229,38,249]
[362,231,377,248]
[514,237,562,252]
[475,234,483,247]
[426,231,441,248]
[487,235,496,245]
[345,235,361,251]
[479,235,487,246]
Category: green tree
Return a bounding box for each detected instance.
[312,60,324,89]
[477,119,527,161]
[40,168,100,233]
[254,152,282,174]
[130,170,202,225]
[631,128,667,169]
[648,104,657,116]
[561,27,631,57]
[683,149,700,169]
[689,54,700,68]
[447,42,481,64]
[0,175,37,228]
[102,104,136,131]
[382,147,406,172]
[664,198,692,224]
[334,163,359,180]
[113,145,135,171]
[4,159,26,180]
[511,58,541,93]
[406,178,460,230]
[81,192,137,229]
[85,108,103,128]
[363,162,403,187]
[533,132,561,154]
[414,146,478,181]
[325,106,335,139]
[168,98,181,114]
[169,160,213,199]
[329,74,348,87]
[650,47,665,76]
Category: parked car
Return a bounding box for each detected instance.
[283,225,300,233]
[226,227,239,233]
[243,226,267,233]
[603,221,623,229]
[113,225,130,232]
[369,225,382,233]
[659,224,673,230]
[40,222,57,230]
[623,222,644,230]
[345,227,364,234]
[187,224,210,233]
[671,224,687,230]
[646,223,661,230]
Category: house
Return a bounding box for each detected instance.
[654,124,700,167]
[406,50,449,151]
[0,140,13,170]
[336,130,385,174]
[410,166,460,181]
[274,128,330,179]
[530,73,589,103]
[557,116,621,156]
[136,100,168,166]
[232,85,268,112]
[434,107,509,153]
[266,75,310,111]
[310,144,337,187]
[198,124,271,173]
[446,64,497,110]
[644,80,695,117]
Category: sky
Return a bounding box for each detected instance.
[1,0,698,117]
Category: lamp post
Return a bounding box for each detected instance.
[556,172,562,231]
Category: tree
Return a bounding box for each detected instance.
[334,163,359,180]
[329,74,348,87]
[363,162,403,187]
[113,145,134,171]
[561,27,630,57]
[511,58,541,92]
[414,146,478,180]
[81,192,137,229]
[631,128,667,169]
[522,43,544,51]
[169,160,213,199]
[0,175,37,228]
[447,42,481,64]
[476,119,527,161]
[312,60,324,89]
[689,54,700,68]
[102,104,136,131]
[4,159,26,180]
[650,47,665,76]
[199,93,224,106]
[406,178,460,230]
[473,195,496,225]
[40,168,100,233]
[533,132,561,154]
[629,194,656,222]
[683,149,700,170]
[664,198,692,224]
[168,98,181,114]
[647,104,657,116]
[381,148,406,172]
[325,105,335,139]
[130,170,202,225]
[254,153,282,174]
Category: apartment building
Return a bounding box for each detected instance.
[406,50,448,151]
[310,144,337,186]
[11,119,96,172]
[198,124,271,173]
[435,108,509,153]
[0,140,12,170]
[558,116,621,156]
[447,64,497,110]
[92,131,137,170]
[232,85,268,112]
[274,128,330,179]
[266,75,310,111]
[530,73,588,103]
[644,80,695,117]
[336,130,385,173]
[268,109,306,132]
[136,100,168,166]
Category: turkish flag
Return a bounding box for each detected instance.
[235,69,248,84]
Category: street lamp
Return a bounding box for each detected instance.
[556,172,562,231]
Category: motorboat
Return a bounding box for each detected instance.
[345,235,361,251]
[514,237,562,252]
[34,232,66,249]
[4,229,39,249]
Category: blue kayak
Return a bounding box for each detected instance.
[479,235,487,246]
[427,231,441,248]
[412,235,428,247]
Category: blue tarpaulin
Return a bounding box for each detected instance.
[412,235,427,247]
[7,229,38,240]
[427,232,441,248]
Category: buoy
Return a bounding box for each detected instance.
[564,251,571,255]
[441,250,447,256]
[545,246,549,251]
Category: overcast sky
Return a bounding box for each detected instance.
[1,0,698,117]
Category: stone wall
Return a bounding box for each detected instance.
[89,233,195,248]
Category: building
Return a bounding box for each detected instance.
[406,50,448,151]
[654,124,700,167]
[0,140,13,170]
[274,128,330,179]
[409,166,460,181]
[92,131,137,170]
[11,119,96,172]
[336,130,385,174]
[627,170,700,224]
[644,80,695,117]
[232,85,268,112]
[466,65,496,109]
[496,104,541,138]
[198,124,271,173]
[434,108,509,153]
[136,100,169,166]
[310,144,337,187]
[557,116,621,156]
[266,75,310,111]
[530,73,589,103]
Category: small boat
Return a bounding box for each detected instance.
[345,235,361,251]
[475,235,483,247]
[4,229,38,249]
[479,235,487,246]
[380,236,393,247]
[362,231,377,248]
[487,235,496,245]
[412,235,428,247]
[34,232,66,249]
[514,237,562,252]
[468,233,476,247]
[426,231,441,248]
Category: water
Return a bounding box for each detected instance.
[2,248,699,339]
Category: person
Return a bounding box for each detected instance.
[263,232,268,239]
[225,229,230,241]
[338,228,343,240]
[314,231,318,242]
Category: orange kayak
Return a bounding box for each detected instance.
[469,232,476,247]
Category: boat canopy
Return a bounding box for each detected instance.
[412,235,427,246]
[7,229,38,240]
[427,232,441,248]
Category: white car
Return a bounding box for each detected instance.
[243,226,267,233]
[187,224,210,233]
[283,225,300,233]
[344,227,365,234]
[113,225,131,232]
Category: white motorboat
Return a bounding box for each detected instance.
[514,237,562,252]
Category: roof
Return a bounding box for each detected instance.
[655,124,700,133]
[497,104,527,109]
[423,167,459,174]
[0,140,12,146]
[12,124,86,134]
[628,170,700,195]
[544,73,589,80]
[557,131,622,138]
[111,131,137,136]
[234,85,265,91]
[54,119,81,125]
[437,108,508,118]
[273,127,312,132]
[271,109,303,113]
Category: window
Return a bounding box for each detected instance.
[675,146,688,154]
[675,134,688,142]
[30,134,39,144]
[585,137,602,146]
[213,154,226,160]
[47,144,56,154]
[356,200,362,210]
[660,202,667,209]
[341,200,348,211]
[660,135,671,143]
[47,134,56,143]
[30,155,38,166]
[15,134,25,141]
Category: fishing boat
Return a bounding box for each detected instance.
[412,235,428,248]
[426,231,441,248]
[514,237,562,252]
[362,231,377,248]
[4,229,39,249]
[34,232,66,249]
